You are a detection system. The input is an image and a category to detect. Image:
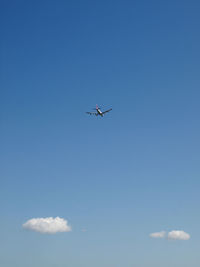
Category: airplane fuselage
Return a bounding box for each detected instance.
[97,108,103,116]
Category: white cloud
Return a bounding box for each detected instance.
[23,217,71,234]
[150,231,166,238]
[168,230,190,240]
[149,230,190,241]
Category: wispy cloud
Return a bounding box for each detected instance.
[149,231,166,238]
[168,230,190,240]
[23,217,71,234]
[150,230,190,241]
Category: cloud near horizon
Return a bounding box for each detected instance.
[149,231,166,238]
[150,230,190,240]
[167,230,190,240]
[23,217,71,234]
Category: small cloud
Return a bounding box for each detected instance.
[23,217,71,234]
[150,231,166,238]
[81,228,87,232]
[168,230,190,240]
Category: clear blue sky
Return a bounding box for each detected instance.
[1,0,200,266]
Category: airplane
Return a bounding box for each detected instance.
[86,104,112,117]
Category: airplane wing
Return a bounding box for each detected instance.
[86,112,98,116]
[102,108,112,115]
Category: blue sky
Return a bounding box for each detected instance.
[1,0,200,266]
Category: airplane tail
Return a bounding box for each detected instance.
[96,104,98,110]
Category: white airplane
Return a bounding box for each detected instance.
[86,104,112,117]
